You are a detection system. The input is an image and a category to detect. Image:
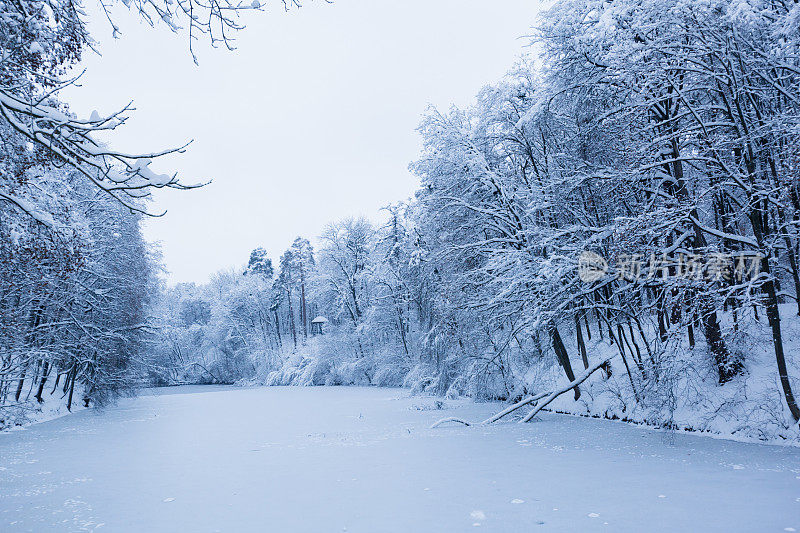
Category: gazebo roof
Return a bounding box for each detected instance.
[311,316,329,324]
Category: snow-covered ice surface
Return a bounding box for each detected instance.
[1,386,799,532]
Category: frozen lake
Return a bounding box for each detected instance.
[1,386,799,532]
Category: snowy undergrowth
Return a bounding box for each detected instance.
[531,306,800,444]
[0,385,85,431]
[252,333,411,388]
[528,347,800,444]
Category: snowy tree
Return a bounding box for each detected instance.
[244,247,274,279]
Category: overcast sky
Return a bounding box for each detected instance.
[63,0,543,284]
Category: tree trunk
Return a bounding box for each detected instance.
[14,366,26,402]
[575,313,589,370]
[287,288,297,350]
[760,258,800,421]
[34,361,49,403]
[550,325,580,400]
[701,303,740,384]
[66,367,76,412]
[300,277,308,341]
[273,309,283,348]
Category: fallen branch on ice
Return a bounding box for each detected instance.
[429,417,472,428]
[520,357,613,423]
[480,391,550,425]
[429,356,615,429]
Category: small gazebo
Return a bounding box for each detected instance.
[310,316,329,336]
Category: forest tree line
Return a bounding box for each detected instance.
[154,0,800,437]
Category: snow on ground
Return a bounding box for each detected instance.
[0,387,86,432]
[1,386,799,532]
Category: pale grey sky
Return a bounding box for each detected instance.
[64,0,543,284]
